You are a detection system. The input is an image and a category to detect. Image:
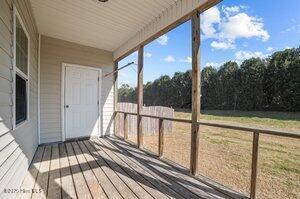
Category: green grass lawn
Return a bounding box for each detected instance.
[175,109,300,131]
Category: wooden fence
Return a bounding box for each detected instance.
[116,103,174,135]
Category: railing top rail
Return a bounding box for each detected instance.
[116,110,191,123]
[116,110,300,139]
[117,111,138,116]
[198,120,300,139]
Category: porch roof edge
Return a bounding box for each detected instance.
[113,0,221,62]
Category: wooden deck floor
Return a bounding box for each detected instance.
[18,137,246,199]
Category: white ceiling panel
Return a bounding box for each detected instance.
[30,0,178,51]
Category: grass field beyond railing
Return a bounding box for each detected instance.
[125,110,300,199]
[175,109,300,131]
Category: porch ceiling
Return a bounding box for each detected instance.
[30,0,178,52]
[30,0,217,61]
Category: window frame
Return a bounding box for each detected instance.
[13,5,30,129]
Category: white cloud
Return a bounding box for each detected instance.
[240,5,249,10]
[131,51,152,58]
[205,62,224,68]
[281,24,300,33]
[157,34,168,45]
[284,46,292,50]
[179,57,192,63]
[201,6,220,38]
[235,50,268,63]
[180,56,192,63]
[144,52,152,57]
[220,13,269,42]
[201,5,269,50]
[211,40,235,50]
[164,55,175,62]
[222,6,240,17]
[266,47,273,52]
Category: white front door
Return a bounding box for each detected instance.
[65,65,100,139]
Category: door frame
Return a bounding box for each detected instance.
[61,62,102,141]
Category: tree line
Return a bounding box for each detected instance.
[118,48,300,111]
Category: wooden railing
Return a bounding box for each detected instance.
[115,110,300,199]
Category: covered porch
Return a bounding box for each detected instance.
[18,137,245,199]
[1,0,299,198]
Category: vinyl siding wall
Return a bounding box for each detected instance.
[40,35,114,144]
[0,0,39,197]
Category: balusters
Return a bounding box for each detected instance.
[158,118,164,158]
[124,113,128,140]
[250,131,259,199]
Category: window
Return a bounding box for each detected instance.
[16,75,27,124]
[16,17,28,75]
[13,6,29,127]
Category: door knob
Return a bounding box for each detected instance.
[65,105,69,108]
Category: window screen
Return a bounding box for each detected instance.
[16,17,28,75]
[16,74,27,125]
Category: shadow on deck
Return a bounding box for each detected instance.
[16,137,248,199]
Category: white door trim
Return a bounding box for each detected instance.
[61,62,102,141]
[38,34,41,144]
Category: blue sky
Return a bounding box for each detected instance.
[118,0,300,86]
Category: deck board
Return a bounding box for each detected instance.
[105,138,214,199]
[78,141,123,199]
[91,139,152,199]
[18,146,45,199]
[65,142,92,198]
[47,144,61,199]
[71,141,107,199]
[32,145,51,199]
[96,138,166,199]
[59,143,77,198]
[17,137,246,199]
[107,137,226,199]
[85,140,138,199]
[101,138,184,199]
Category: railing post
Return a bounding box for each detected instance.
[124,113,128,140]
[250,132,259,199]
[114,112,118,136]
[113,61,118,136]
[190,10,201,175]
[158,119,164,157]
[137,46,144,148]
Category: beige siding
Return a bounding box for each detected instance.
[40,36,114,144]
[0,0,39,198]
